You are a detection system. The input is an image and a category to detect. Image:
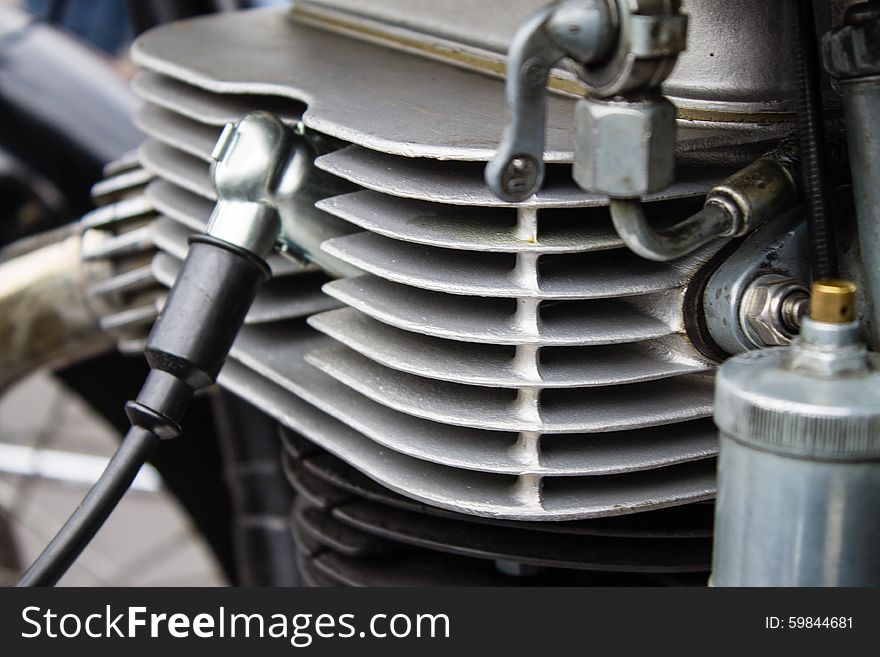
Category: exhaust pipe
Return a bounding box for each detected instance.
[0,227,114,391]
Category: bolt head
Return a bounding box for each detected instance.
[573,97,676,197]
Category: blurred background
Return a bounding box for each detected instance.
[0,0,288,587]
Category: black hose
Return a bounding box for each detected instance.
[16,427,160,586]
[791,0,838,280]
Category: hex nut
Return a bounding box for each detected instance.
[741,275,810,348]
[573,96,676,198]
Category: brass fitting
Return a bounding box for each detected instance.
[810,280,857,323]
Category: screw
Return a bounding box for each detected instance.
[502,156,539,199]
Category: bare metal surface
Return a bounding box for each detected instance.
[308,149,720,516]
[840,78,880,347]
[323,276,682,346]
[204,112,291,258]
[80,160,164,353]
[823,4,880,79]
[574,97,677,198]
[558,0,686,98]
[294,0,847,117]
[229,323,715,477]
[219,358,716,520]
[91,168,153,202]
[315,145,719,207]
[132,70,304,127]
[485,0,685,201]
[295,0,547,54]
[135,103,221,162]
[140,139,213,200]
[306,344,714,434]
[317,191,622,253]
[131,115,722,517]
[308,307,710,388]
[131,9,577,162]
[81,226,153,262]
[138,115,359,276]
[718,318,880,457]
[126,11,728,520]
[131,7,792,165]
[87,264,155,298]
[609,198,731,262]
[322,231,705,299]
[482,3,569,202]
[145,179,211,231]
[81,196,153,231]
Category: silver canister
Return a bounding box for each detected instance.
[712,281,880,586]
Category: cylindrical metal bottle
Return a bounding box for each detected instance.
[712,281,880,586]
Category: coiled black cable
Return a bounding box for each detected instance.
[792,0,838,280]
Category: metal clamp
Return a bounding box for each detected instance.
[571,0,687,97]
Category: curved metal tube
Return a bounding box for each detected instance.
[609,154,801,262]
[609,199,734,262]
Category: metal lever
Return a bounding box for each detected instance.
[485,1,617,202]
